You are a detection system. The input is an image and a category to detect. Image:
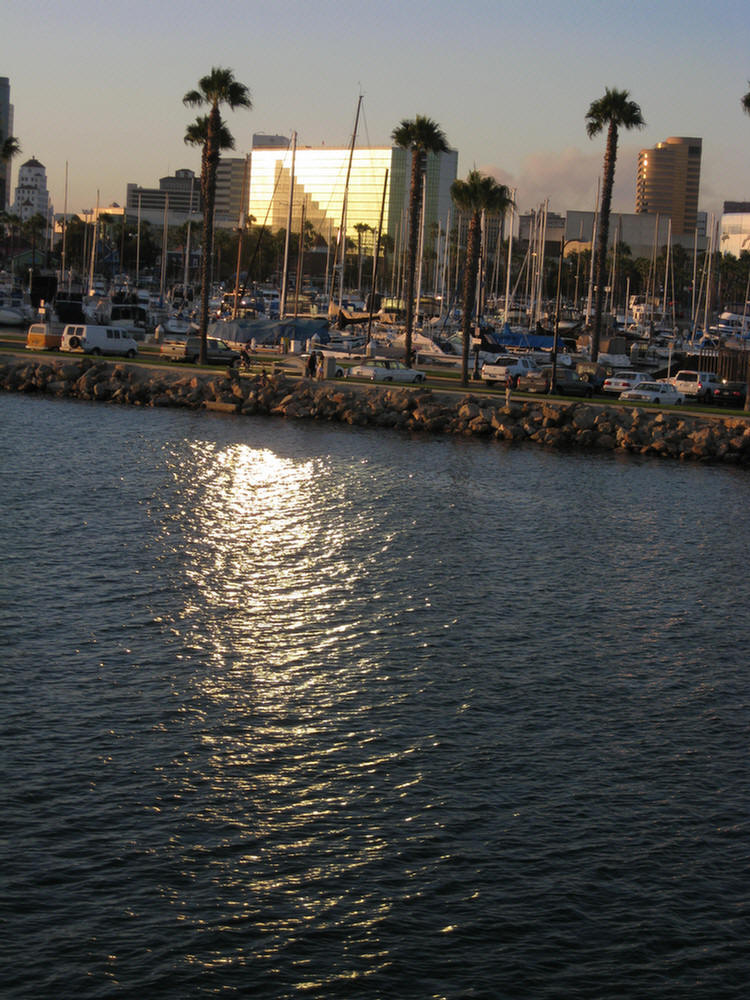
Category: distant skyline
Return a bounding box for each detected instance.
[4,0,749,225]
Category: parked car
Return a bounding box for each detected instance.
[516,366,553,393]
[60,324,138,358]
[575,361,609,391]
[668,370,720,402]
[619,380,684,405]
[347,359,426,383]
[552,369,595,398]
[711,380,747,408]
[480,354,539,387]
[515,366,594,397]
[160,336,240,366]
[602,370,651,394]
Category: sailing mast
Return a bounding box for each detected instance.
[366,169,388,346]
[328,95,363,317]
[503,189,515,326]
[279,131,297,320]
[584,179,600,328]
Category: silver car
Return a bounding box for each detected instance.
[347,359,426,383]
[619,381,684,405]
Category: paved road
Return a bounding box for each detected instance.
[2,331,746,418]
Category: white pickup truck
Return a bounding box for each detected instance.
[480,354,540,387]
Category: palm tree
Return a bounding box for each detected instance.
[354,221,372,294]
[1,135,21,213]
[392,116,449,367]
[183,68,251,363]
[742,83,750,117]
[451,171,513,386]
[585,88,644,361]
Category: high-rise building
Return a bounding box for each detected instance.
[246,138,458,249]
[215,157,248,228]
[12,156,52,222]
[125,168,201,225]
[0,76,14,210]
[635,136,702,235]
[720,201,750,258]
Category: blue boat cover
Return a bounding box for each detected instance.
[210,316,330,346]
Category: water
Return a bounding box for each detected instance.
[1,394,748,999]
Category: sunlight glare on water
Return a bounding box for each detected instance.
[1,396,749,1000]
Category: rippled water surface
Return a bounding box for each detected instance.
[1,394,748,998]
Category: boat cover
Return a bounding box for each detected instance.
[210,316,330,346]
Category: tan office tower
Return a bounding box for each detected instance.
[635,137,701,235]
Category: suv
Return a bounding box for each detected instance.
[669,370,719,402]
[160,336,240,366]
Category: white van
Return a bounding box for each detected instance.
[60,324,139,358]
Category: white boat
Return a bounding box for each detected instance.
[0,304,27,326]
[716,311,750,339]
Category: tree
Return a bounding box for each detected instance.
[183,68,251,363]
[742,82,750,117]
[392,115,449,367]
[24,212,48,269]
[585,88,644,361]
[1,136,21,214]
[354,222,372,294]
[450,170,513,386]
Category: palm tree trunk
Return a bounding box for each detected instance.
[198,109,221,364]
[404,151,424,368]
[592,122,618,361]
[461,212,481,386]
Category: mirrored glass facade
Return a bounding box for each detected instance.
[247,143,458,247]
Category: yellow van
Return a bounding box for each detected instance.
[26,323,63,351]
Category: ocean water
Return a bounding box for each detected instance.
[1,393,748,999]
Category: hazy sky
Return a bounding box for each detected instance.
[4,0,749,221]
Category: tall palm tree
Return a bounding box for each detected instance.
[183,68,251,363]
[585,88,644,361]
[451,171,513,386]
[392,115,449,367]
[1,136,22,212]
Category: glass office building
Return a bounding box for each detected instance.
[247,140,458,249]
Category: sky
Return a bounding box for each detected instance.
[4,0,749,222]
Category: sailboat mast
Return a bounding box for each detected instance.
[367,168,388,345]
[61,162,68,288]
[185,173,195,296]
[503,190,515,326]
[159,194,168,302]
[280,131,297,320]
[414,179,427,331]
[88,190,100,295]
[328,95,362,315]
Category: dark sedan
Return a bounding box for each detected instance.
[711,381,747,408]
[516,366,595,398]
[553,369,595,398]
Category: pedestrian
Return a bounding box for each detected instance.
[316,351,325,381]
[306,351,316,379]
[505,375,512,407]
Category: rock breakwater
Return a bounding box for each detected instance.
[3,356,750,465]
